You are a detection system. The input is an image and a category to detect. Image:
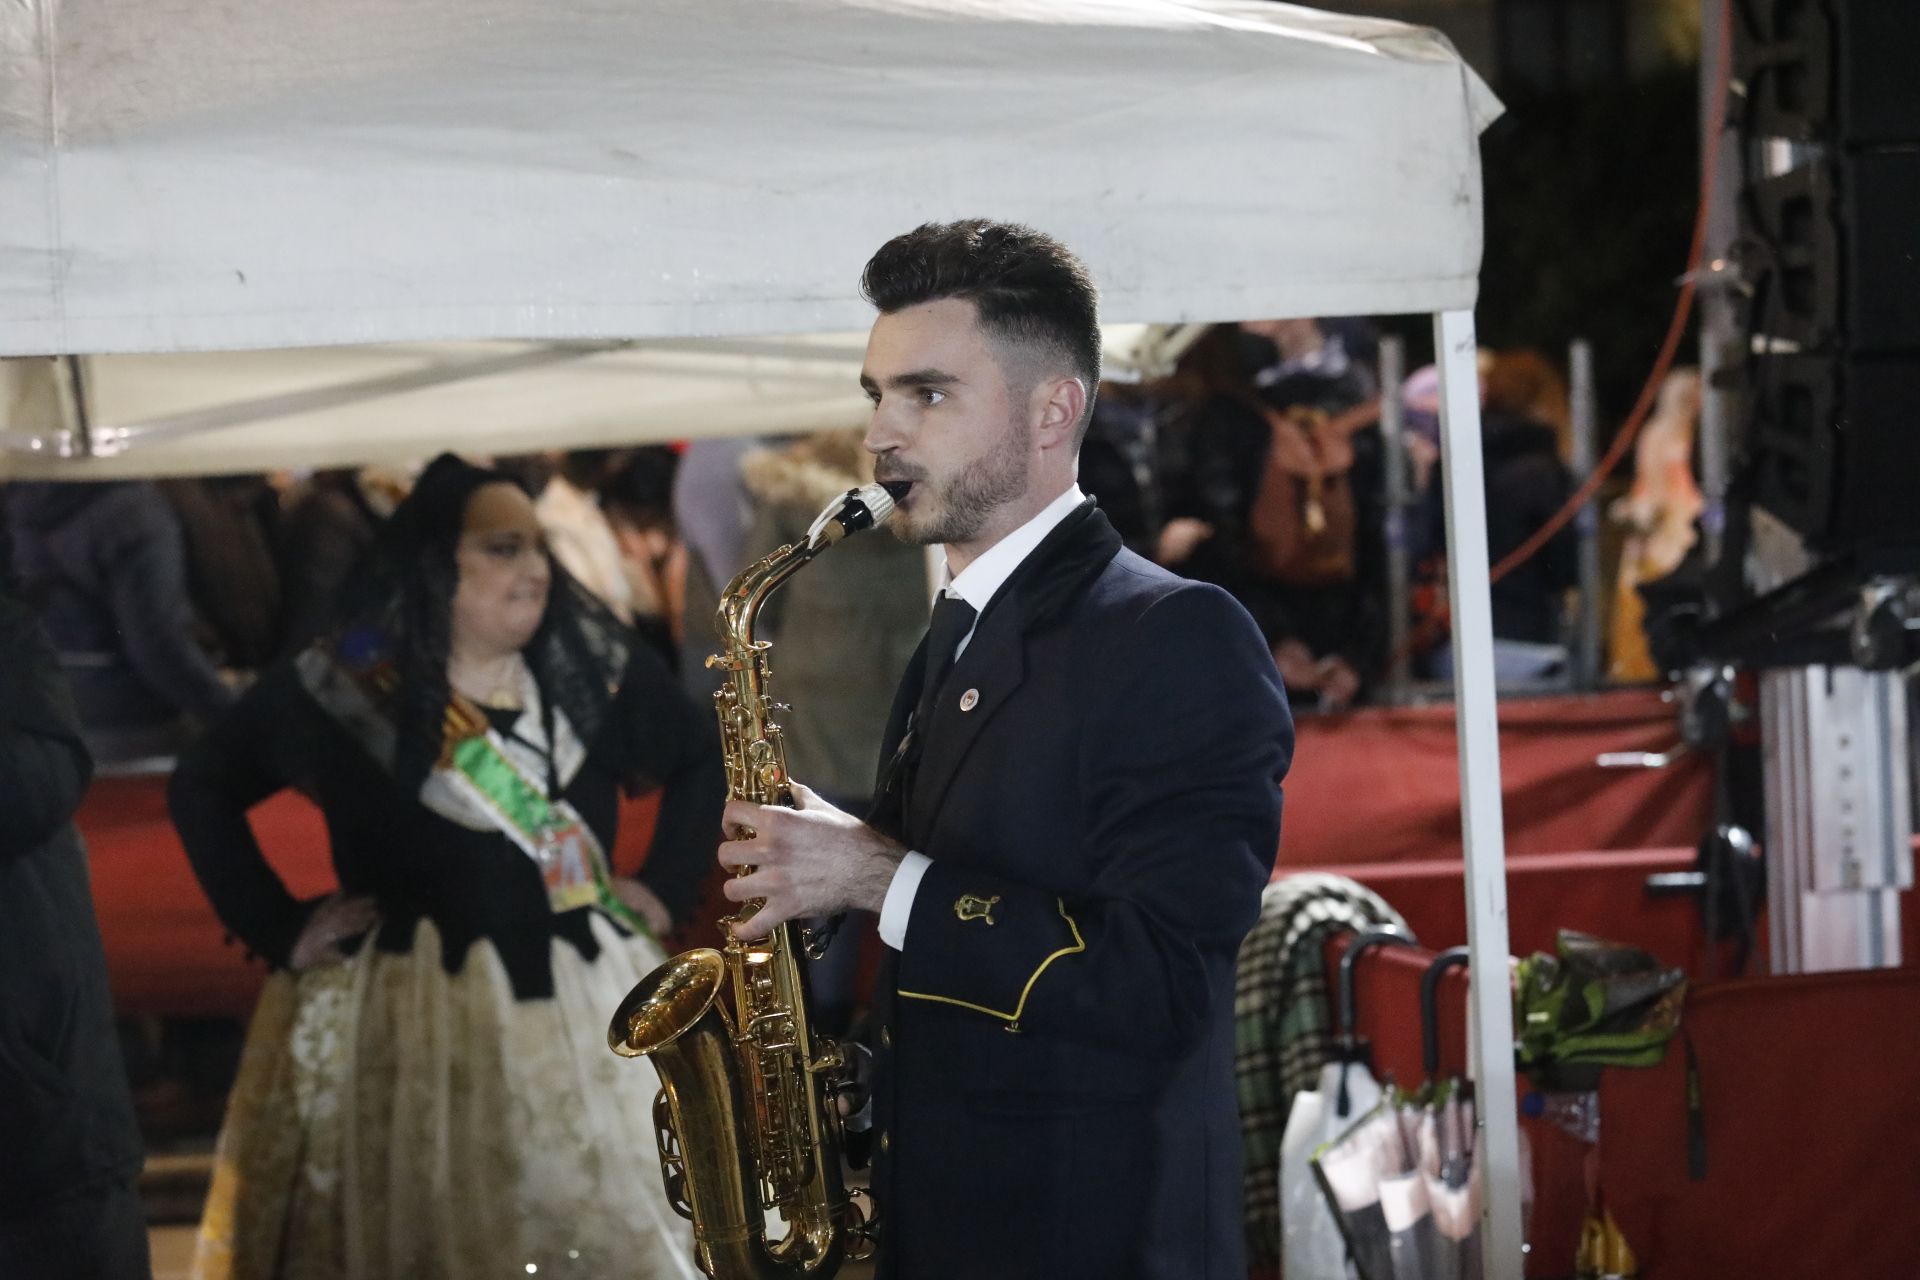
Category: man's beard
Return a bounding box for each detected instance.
[891,415,1032,547]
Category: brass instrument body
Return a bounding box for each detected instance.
[611,487,894,1280]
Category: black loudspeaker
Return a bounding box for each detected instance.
[1734,0,1920,145]
[1748,352,1920,557]
[1743,151,1920,354]
[1731,0,1920,562]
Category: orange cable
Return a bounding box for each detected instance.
[1485,0,1731,587]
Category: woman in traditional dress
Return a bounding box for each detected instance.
[171,454,724,1280]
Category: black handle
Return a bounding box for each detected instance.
[1420,946,1472,1082]
[1338,926,1417,1040]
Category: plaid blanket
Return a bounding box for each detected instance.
[1234,873,1408,1273]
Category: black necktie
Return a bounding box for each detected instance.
[914,593,978,731]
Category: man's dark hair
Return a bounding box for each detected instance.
[600,445,680,532]
[861,220,1101,444]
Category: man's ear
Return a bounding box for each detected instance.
[1033,375,1087,452]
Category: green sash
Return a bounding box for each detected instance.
[443,729,648,937]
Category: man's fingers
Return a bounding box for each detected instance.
[718,837,774,870]
[722,799,780,838]
[729,900,793,941]
[787,781,819,809]
[720,868,787,902]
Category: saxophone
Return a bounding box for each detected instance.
[609,481,901,1280]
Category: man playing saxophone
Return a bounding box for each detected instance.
[719,220,1294,1280]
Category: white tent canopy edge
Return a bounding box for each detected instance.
[2,2,1522,1274]
[0,328,1168,480]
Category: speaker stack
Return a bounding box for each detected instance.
[1732,0,1920,567]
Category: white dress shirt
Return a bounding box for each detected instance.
[878,484,1087,950]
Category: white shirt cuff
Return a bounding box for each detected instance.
[878,851,932,951]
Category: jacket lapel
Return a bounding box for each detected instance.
[905,596,1027,841]
[903,500,1123,844]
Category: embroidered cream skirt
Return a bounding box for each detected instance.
[192,914,699,1280]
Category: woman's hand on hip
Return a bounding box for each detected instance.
[289,893,379,972]
[611,877,675,937]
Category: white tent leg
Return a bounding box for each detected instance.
[1433,309,1524,1280]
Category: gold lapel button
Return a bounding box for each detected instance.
[880,1026,892,1049]
[959,688,980,712]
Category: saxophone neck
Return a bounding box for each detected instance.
[714,540,818,656]
[711,482,903,653]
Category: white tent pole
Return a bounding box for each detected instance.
[1433,308,1523,1280]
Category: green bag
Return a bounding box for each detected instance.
[1513,930,1686,1091]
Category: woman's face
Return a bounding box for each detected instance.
[451,483,551,656]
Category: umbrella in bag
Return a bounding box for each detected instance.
[1312,1093,1408,1280]
[1280,928,1419,1279]
[1313,947,1500,1280]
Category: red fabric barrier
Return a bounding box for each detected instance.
[1280,690,1709,867]
[1328,940,1920,1279]
[1598,968,1920,1280]
[80,772,660,1018]
[86,689,1706,1018]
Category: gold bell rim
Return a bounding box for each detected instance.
[607,947,728,1057]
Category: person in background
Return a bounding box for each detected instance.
[170,453,722,1279]
[600,445,687,665]
[1157,319,1386,711]
[0,518,150,1280]
[1609,369,1702,682]
[1420,347,1579,686]
[161,474,285,672]
[1075,384,1168,559]
[276,466,411,656]
[533,448,639,624]
[670,436,763,698]
[5,479,238,763]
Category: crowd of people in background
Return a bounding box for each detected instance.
[0,315,1630,1278]
[0,319,1590,773]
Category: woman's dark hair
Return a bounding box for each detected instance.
[327,453,629,791]
[861,219,1102,443]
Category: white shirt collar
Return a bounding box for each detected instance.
[942,484,1087,613]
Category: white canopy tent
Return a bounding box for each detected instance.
[2,1,1522,1272]
[0,328,1170,478]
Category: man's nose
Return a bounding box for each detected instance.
[864,406,906,456]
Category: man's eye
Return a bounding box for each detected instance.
[919,388,945,406]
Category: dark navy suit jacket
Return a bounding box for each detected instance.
[864,501,1293,1279]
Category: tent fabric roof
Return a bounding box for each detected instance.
[1,0,1498,358]
[0,329,1152,478]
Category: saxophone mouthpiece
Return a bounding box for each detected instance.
[807,483,899,547]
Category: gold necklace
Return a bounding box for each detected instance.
[450,655,525,710]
